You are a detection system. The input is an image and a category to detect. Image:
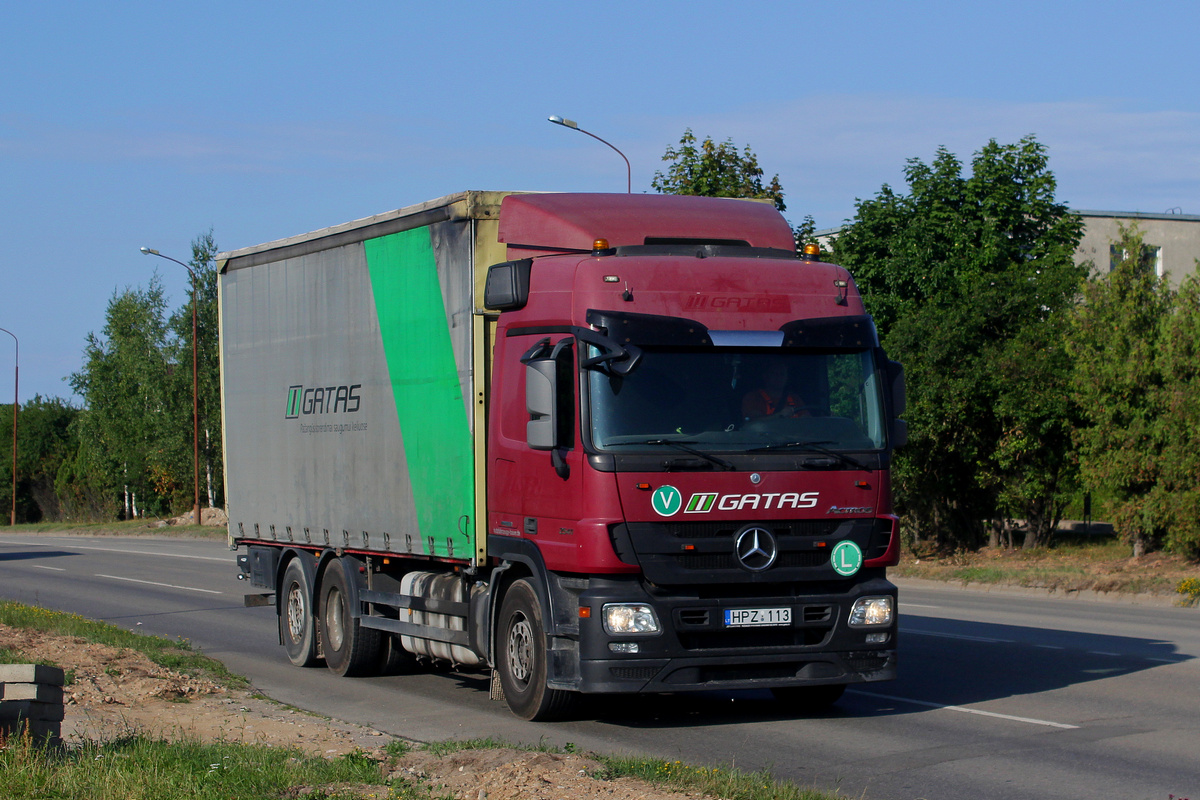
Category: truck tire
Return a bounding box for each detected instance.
[496,579,578,721]
[319,560,383,677]
[770,683,846,713]
[280,559,319,667]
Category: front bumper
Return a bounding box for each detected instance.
[549,572,897,694]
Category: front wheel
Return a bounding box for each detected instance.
[280,559,319,667]
[496,579,578,721]
[319,559,382,677]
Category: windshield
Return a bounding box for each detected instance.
[587,347,887,453]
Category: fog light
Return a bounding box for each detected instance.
[865,632,889,644]
[848,596,894,627]
[602,603,660,635]
[609,642,639,654]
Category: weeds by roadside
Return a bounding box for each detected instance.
[0,729,386,800]
[894,534,1199,598]
[0,601,245,690]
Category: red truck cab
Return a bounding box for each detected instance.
[482,194,904,718]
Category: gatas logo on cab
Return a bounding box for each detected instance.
[651,485,820,517]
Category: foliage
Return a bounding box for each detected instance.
[1070,224,1200,558]
[54,231,222,522]
[1178,577,1200,605]
[0,396,79,523]
[652,129,786,212]
[66,277,172,519]
[0,601,246,688]
[0,733,384,800]
[832,136,1086,551]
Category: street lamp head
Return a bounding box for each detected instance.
[548,115,578,130]
[139,247,159,256]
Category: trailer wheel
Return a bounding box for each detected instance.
[280,559,319,667]
[319,560,382,677]
[496,579,577,721]
[770,683,846,713]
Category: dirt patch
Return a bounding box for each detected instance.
[393,748,705,800]
[0,624,711,800]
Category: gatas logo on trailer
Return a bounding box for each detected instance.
[284,384,362,419]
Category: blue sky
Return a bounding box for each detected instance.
[2,0,1198,402]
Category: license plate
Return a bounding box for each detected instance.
[723,607,792,627]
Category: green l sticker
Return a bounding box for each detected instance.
[831,540,864,576]
[652,485,682,517]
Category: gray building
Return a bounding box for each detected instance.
[1074,210,1200,286]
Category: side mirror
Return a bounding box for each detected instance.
[483,259,533,311]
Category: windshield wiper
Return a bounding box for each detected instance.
[610,439,735,471]
[748,440,868,470]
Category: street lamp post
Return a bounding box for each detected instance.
[139,247,202,527]
[547,115,631,193]
[0,327,16,526]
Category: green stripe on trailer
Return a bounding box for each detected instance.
[365,228,473,558]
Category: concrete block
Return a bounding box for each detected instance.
[0,664,66,686]
[0,700,66,723]
[0,683,63,703]
[1,718,61,742]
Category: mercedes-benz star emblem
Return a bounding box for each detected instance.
[734,526,778,572]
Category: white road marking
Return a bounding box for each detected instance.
[851,690,1080,729]
[900,603,940,609]
[1090,651,1122,657]
[0,539,228,562]
[1036,645,1065,650]
[94,574,223,594]
[33,565,65,571]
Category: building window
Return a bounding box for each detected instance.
[1110,243,1163,276]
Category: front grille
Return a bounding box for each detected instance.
[679,626,832,651]
[620,517,885,585]
[844,652,890,672]
[610,666,661,681]
[677,551,829,571]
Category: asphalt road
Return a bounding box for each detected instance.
[1,532,1196,800]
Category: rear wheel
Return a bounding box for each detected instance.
[770,683,846,713]
[319,559,383,677]
[496,579,578,721]
[280,559,319,667]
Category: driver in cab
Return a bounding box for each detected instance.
[742,362,810,420]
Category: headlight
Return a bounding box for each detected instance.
[848,596,894,627]
[602,603,661,635]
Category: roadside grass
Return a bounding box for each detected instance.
[894,533,1199,601]
[0,602,246,690]
[392,736,839,800]
[0,732,387,800]
[1,519,218,537]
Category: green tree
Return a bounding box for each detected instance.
[1156,271,1200,558]
[68,277,172,519]
[1069,224,1200,558]
[0,396,79,522]
[652,129,786,212]
[833,136,1085,551]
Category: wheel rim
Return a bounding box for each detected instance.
[506,613,534,686]
[286,583,306,641]
[326,586,345,650]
